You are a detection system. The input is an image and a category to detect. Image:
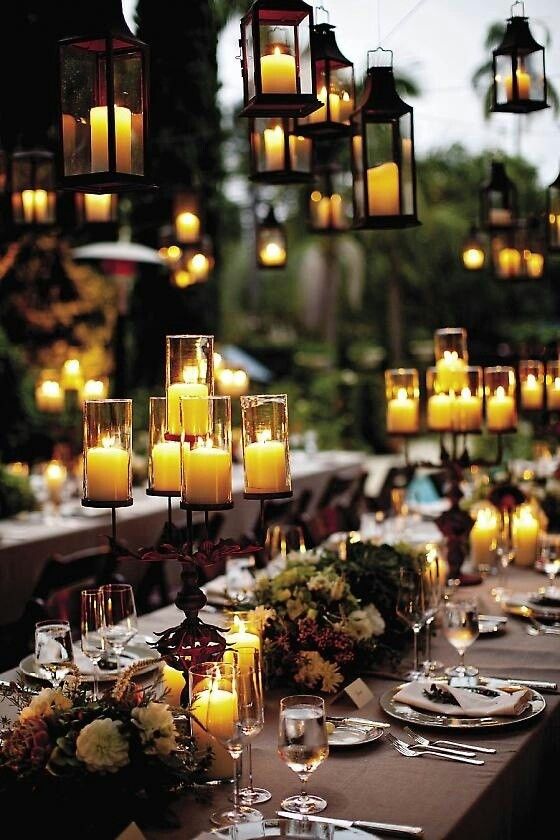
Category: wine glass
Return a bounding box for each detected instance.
[80,588,105,700]
[396,568,425,680]
[277,694,329,815]
[540,538,560,593]
[98,583,137,672]
[491,528,515,602]
[34,619,74,689]
[443,600,479,680]
[236,648,271,806]
[422,547,444,675]
[264,524,307,566]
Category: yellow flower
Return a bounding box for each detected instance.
[276,588,292,602]
[320,659,343,693]
[19,688,72,721]
[294,651,323,687]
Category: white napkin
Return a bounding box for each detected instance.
[394,680,532,718]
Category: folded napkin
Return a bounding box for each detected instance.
[394,680,532,718]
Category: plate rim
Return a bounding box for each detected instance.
[212,818,372,839]
[326,716,385,749]
[379,681,546,729]
[503,591,560,619]
[19,642,161,683]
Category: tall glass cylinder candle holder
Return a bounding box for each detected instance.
[181,396,233,509]
[241,395,292,498]
[451,366,483,432]
[484,367,517,432]
[224,610,262,674]
[165,335,214,440]
[189,661,235,783]
[384,369,419,434]
[426,367,453,432]
[147,396,181,496]
[433,328,468,392]
[519,360,544,411]
[82,399,132,507]
[546,360,560,410]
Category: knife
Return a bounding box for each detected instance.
[481,676,557,692]
[276,811,423,838]
[327,715,391,729]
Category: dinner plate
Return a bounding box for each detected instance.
[379,682,546,729]
[326,716,385,749]
[502,592,560,621]
[19,642,161,683]
[478,617,507,636]
[213,818,372,840]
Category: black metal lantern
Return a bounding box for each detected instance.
[351,49,419,230]
[58,0,150,191]
[546,166,560,253]
[461,224,486,271]
[239,0,321,118]
[173,192,203,246]
[249,117,313,183]
[492,2,547,114]
[76,192,118,223]
[308,165,351,233]
[11,150,57,225]
[256,206,287,268]
[480,160,518,230]
[296,17,355,138]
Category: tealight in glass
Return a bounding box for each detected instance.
[148,396,181,496]
[384,368,420,434]
[484,367,517,432]
[519,360,544,411]
[546,360,560,410]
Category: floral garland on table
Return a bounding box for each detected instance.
[252,541,418,693]
[0,663,211,836]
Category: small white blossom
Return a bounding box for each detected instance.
[132,702,177,756]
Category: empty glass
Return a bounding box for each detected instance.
[98,583,137,672]
[237,649,271,806]
[443,600,479,679]
[396,568,425,680]
[491,528,515,602]
[422,548,444,675]
[34,620,74,688]
[80,588,105,700]
[540,537,560,591]
[278,695,329,815]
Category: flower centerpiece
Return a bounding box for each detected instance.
[0,664,211,838]
[253,541,418,692]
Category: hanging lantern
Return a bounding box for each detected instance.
[173,192,203,245]
[57,0,150,192]
[256,206,287,269]
[490,219,544,280]
[492,1,548,114]
[523,216,546,278]
[76,192,118,223]
[351,49,419,230]
[461,225,486,271]
[308,165,351,233]
[11,150,57,225]
[239,0,321,118]
[249,117,312,183]
[296,16,355,137]
[546,166,560,253]
[480,160,518,230]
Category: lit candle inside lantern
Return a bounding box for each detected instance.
[311,193,344,229]
[498,247,521,277]
[36,380,64,413]
[216,368,249,398]
[367,162,399,215]
[44,460,67,501]
[152,440,182,493]
[176,211,201,243]
[387,388,419,434]
[504,68,531,101]
[90,105,132,173]
[288,133,310,171]
[486,385,516,431]
[167,367,209,437]
[188,253,210,281]
[435,351,468,392]
[162,664,186,706]
[82,379,108,402]
[427,393,453,431]
[452,387,483,431]
[244,429,288,493]
[521,373,544,410]
[225,615,261,677]
[547,376,560,410]
[526,252,544,278]
[85,435,130,502]
[463,247,485,270]
[489,208,512,226]
[308,86,341,123]
[470,507,500,570]
[183,440,232,505]
[512,505,539,566]
[22,189,49,224]
[339,90,354,122]
[190,671,235,780]
[260,45,297,94]
[263,122,285,170]
[84,193,112,222]
[259,242,286,267]
[62,358,83,391]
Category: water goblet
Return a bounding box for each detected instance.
[264,524,307,566]
[396,567,426,680]
[235,648,271,805]
[277,694,329,815]
[34,619,74,689]
[98,583,137,672]
[491,530,515,602]
[80,588,105,700]
[443,600,479,680]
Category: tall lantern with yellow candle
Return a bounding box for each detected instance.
[249,117,312,184]
[57,0,150,191]
[546,360,560,410]
[181,396,233,510]
[351,48,419,230]
[519,360,544,411]
[82,399,132,508]
[241,394,292,498]
[491,2,548,114]
[385,369,420,435]
[433,328,469,393]
[256,206,287,269]
[484,366,517,433]
[165,335,213,440]
[147,396,181,497]
[512,503,540,567]
[11,150,56,225]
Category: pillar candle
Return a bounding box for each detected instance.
[435,352,467,392]
[427,393,453,431]
[387,389,419,434]
[90,105,132,173]
[85,442,129,501]
[226,616,261,676]
[521,374,544,410]
[183,443,232,505]
[190,681,235,780]
[498,248,521,277]
[264,123,285,171]
[452,388,483,431]
[176,211,200,243]
[505,69,531,101]
[339,90,354,123]
[82,379,108,401]
[367,162,399,215]
[513,506,539,567]
[36,380,64,413]
[260,47,297,94]
[547,376,560,410]
[288,133,310,171]
[259,242,286,267]
[62,359,83,391]
[486,386,516,431]
[167,381,209,437]
[162,664,186,706]
[526,252,544,278]
[84,193,112,222]
[244,432,288,493]
[151,440,182,492]
[470,508,500,570]
[22,189,49,224]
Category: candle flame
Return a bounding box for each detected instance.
[256,429,272,444]
[555,377,560,389]
[42,380,61,396]
[396,388,408,401]
[342,90,350,102]
[460,387,471,399]
[102,434,116,448]
[526,373,537,386]
[443,350,459,362]
[233,614,246,633]
[182,365,199,384]
[64,358,81,375]
[495,386,506,398]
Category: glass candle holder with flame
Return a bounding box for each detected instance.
[82,399,132,507]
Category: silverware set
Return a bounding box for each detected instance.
[385,732,485,765]
[526,616,560,636]
[403,727,496,754]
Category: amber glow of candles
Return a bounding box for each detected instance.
[427,393,453,431]
[504,68,531,101]
[162,664,186,706]
[90,105,132,172]
[525,252,544,278]
[216,368,249,398]
[512,504,540,567]
[190,669,235,780]
[521,373,544,410]
[288,133,310,171]
[367,162,399,216]
[339,90,354,122]
[44,460,67,501]
[36,380,64,413]
[188,252,211,281]
[310,191,344,229]
[84,193,113,222]
[309,85,341,123]
[489,208,512,226]
[176,211,201,243]
[260,45,297,94]
[183,439,232,505]
[486,385,516,431]
[463,246,485,271]
[386,388,419,434]
[244,429,288,493]
[470,506,500,570]
[435,351,467,392]
[451,387,483,431]
[259,242,286,267]
[62,358,83,391]
[85,435,130,502]
[82,379,108,402]
[167,367,209,437]
[547,375,560,410]
[151,440,182,493]
[22,189,49,224]
[498,247,521,277]
[225,615,261,676]
[263,122,285,170]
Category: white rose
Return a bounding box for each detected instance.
[364,604,385,637]
[76,718,129,773]
[20,688,72,721]
[132,702,177,756]
[346,604,385,640]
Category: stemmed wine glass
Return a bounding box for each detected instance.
[236,648,271,805]
[540,538,560,592]
[396,568,426,680]
[80,588,105,700]
[491,527,515,602]
[277,694,329,815]
[34,619,74,689]
[422,548,444,675]
[98,583,137,672]
[443,600,479,679]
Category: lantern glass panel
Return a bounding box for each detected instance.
[351,132,365,218]
[257,223,287,268]
[495,49,545,106]
[548,182,560,250]
[365,121,400,216]
[244,20,256,101]
[11,153,56,225]
[251,118,311,179]
[113,47,144,175]
[300,60,354,126]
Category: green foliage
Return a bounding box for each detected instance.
[0,466,37,519]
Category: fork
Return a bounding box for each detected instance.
[404,730,496,754]
[403,727,476,757]
[385,732,484,765]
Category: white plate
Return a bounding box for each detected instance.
[479,617,507,636]
[19,642,161,683]
[326,716,385,748]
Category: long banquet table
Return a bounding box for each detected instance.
[1,565,558,840]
